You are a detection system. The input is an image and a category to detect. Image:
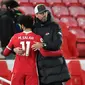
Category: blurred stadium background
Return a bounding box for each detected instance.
[0,0,85,85]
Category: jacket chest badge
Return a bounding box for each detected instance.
[45,32,50,35]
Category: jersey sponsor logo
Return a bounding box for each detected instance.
[45,32,50,35]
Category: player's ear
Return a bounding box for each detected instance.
[21,24,24,30]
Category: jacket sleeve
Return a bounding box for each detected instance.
[43,23,62,51]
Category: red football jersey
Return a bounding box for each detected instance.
[3,31,42,73]
[4,31,42,56]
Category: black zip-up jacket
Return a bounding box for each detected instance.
[0,10,16,47]
[0,9,22,47]
[33,11,70,84]
[34,12,62,51]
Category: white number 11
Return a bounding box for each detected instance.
[20,41,30,56]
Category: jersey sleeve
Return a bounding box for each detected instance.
[36,35,43,43]
[40,48,62,57]
[3,35,15,56]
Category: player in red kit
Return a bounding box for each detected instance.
[2,15,43,85]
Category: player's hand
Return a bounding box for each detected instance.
[32,42,43,51]
[13,47,24,56]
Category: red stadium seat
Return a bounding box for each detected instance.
[0,0,2,3]
[0,61,9,76]
[77,16,85,30]
[69,28,85,57]
[69,6,85,18]
[60,16,78,29]
[59,22,79,59]
[66,60,83,85]
[79,0,85,7]
[18,6,35,16]
[63,0,80,6]
[0,61,11,85]
[61,32,79,59]
[18,0,29,4]
[81,70,85,85]
[52,5,69,18]
[77,43,85,57]
[29,0,46,6]
[46,0,63,6]
[19,2,33,7]
[69,28,85,41]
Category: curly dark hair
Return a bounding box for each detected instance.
[18,15,33,29]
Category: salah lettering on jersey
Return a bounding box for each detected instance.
[18,36,34,40]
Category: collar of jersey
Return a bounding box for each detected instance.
[23,31,32,34]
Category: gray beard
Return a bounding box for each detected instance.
[42,17,47,22]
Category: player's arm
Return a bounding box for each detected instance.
[2,36,14,56]
[40,48,62,57]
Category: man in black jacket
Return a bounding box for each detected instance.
[32,4,70,85]
[0,1,16,48]
[14,4,70,85]
[0,0,22,59]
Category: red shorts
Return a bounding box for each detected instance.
[11,72,38,85]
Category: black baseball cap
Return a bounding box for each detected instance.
[34,4,47,14]
[3,0,20,8]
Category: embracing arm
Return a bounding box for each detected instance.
[40,48,62,57]
[3,46,12,56]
